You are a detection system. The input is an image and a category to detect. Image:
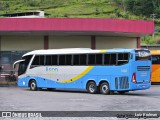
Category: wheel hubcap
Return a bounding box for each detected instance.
[102,85,108,93]
[89,84,95,93]
[31,82,36,90]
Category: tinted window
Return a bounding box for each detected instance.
[73,55,80,65]
[110,54,116,65]
[59,55,65,65]
[31,55,45,67]
[80,54,87,65]
[66,55,72,65]
[104,53,116,65]
[88,54,96,65]
[46,55,52,65]
[96,54,103,65]
[152,55,160,64]
[104,54,110,65]
[29,53,130,67]
[18,61,26,76]
[52,55,58,65]
[117,53,129,65]
[32,56,39,65]
[23,55,33,67]
[39,55,45,65]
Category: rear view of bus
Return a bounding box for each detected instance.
[130,49,151,90]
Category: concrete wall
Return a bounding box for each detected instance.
[49,36,91,49]
[1,35,137,51]
[1,36,43,51]
[96,36,137,49]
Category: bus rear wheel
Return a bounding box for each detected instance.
[30,80,37,91]
[100,82,110,95]
[87,82,97,94]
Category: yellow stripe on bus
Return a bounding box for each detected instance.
[60,66,94,83]
[100,50,107,53]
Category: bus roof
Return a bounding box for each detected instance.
[22,48,137,57]
[150,50,160,55]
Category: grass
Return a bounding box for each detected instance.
[0,0,117,18]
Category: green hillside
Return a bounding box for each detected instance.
[0,0,142,19]
[0,0,160,45]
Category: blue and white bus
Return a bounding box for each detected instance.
[14,48,151,95]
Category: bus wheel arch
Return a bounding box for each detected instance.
[29,79,37,91]
[99,81,110,95]
[86,80,98,94]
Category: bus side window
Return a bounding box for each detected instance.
[88,54,96,65]
[117,53,129,65]
[59,55,65,65]
[110,54,116,65]
[66,55,72,65]
[104,54,110,65]
[52,55,58,65]
[73,55,80,65]
[30,55,44,68]
[45,55,52,65]
[96,54,103,65]
[30,55,40,68]
[39,55,45,66]
[80,54,87,65]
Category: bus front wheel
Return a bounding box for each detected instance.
[30,80,37,91]
[100,82,110,95]
[87,82,97,94]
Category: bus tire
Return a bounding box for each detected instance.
[87,81,97,94]
[100,82,110,95]
[30,80,37,91]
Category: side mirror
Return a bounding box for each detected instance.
[13,64,16,69]
[13,60,25,69]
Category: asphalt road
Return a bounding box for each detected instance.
[0,85,160,112]
[1,86,160,119]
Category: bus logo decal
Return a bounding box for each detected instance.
[46,67,58,72]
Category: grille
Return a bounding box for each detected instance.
[115,76,129,89]
[137,66,150,71]
[115,78,118,89]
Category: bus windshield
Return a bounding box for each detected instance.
[18,61,26,76]
[15,55,33,76]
